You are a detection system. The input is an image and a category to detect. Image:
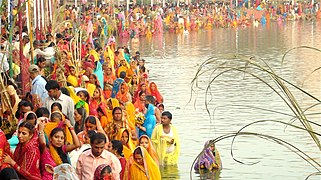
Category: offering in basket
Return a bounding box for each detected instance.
[135,112,145,125]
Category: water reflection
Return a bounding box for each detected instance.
[160,165,180,180]
[195,169,221,180]
[118,21,321,179]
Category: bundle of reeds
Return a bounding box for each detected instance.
[0,74,18,136]
[190,46,321,179]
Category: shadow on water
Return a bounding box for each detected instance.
[194,169,221,180]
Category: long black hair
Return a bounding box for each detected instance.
[74,107,87,134]
[50,127,69,164]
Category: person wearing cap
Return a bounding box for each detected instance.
[28,64,48,103]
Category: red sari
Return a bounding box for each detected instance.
[0,130,11,170]
[13,132,41,180]
[148,82,163,104]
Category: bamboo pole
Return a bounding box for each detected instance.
[8,0,13,78]
[40,0,45,39]
[28,0,34,63]
[18,0,26,95]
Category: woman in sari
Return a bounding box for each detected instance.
[44,111,74,145]
[116,59,129,78]
[126,60,138,82]
[194,140,222,171]
[130,146,161,180]
[138,104,156,138]
[93,61,104,89]
[89,87,106,117]
[89,73,101,88]
[116,82,132,105]
[129,74,138,96]
[94,164,113,180]
[77,115,107,145]
[0,128,12,170]
[148,82,163,104]
[66,87,90,115]
[82,75,96,97]
[66,65,79,87]
[106,98,120,122]
[132,82,148,104]
[74,107,87,134]
[103,63,116,85]
[39,121,80,180]
[151,111,180,166]
[124,102,137,138]
[2,121,41,180]
[103,83,113,99]
[22,111,38,125]
[115,128,136,160]
[134,91,146,113]
[97,103,110,129]
[138,135,159,165]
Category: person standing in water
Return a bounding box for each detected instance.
[151,111,180,166]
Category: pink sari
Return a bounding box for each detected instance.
[40,148,56,180]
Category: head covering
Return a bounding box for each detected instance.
[23,111,37,122]
[28,64,40,73]
[93,164,111,180]
[194,140,222,170]
[131,146,161,180]
[138,135,159,165]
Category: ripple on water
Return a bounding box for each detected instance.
[125,22,321,179]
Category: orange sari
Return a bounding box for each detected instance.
[139,135,159,166]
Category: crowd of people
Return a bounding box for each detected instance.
[58,0,321,39]
[3,0,311,178]
[0,8,183,177]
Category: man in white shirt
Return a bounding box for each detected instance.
[28,64,48,103]
[44,80,75,125]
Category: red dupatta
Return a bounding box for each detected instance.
[116,82,131,104]
[148,82,163,104]
[13,132,41,180]
[0,130,11,170]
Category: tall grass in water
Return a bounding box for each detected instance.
[190,46,321,179]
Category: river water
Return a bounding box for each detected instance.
[119,21,321,179]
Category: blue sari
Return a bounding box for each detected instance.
[94,61,104,88]
[111,78,124,98]
[139,104,156,138]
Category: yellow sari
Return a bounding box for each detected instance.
[66,75,79,87]
[151,124,180,166]
[89,49,100,62]
[115,128,135,160]
[139,135,159,166]
[86,83,96,97]
[106,98,120,121]
[125,102,136,132]
[130,146,161,180]
[44,114,73,145]
[66,86,89,114]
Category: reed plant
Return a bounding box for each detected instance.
[190,46,321,179]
